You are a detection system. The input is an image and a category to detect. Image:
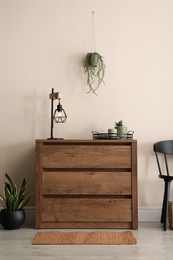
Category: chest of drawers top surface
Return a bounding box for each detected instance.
[36,139,137,143]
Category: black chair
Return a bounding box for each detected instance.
[153,140,173,231]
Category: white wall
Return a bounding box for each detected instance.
[0,0,173,207]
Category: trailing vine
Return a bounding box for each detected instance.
[84,52,106,95]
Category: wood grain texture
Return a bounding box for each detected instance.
[131,141,138,229]
[42,198,132,222]
[2,222,173,259]
[35,139,138,229]
[41,144,131,168]
[42,171,132,195]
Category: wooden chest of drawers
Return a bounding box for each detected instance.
[35,139,138,229]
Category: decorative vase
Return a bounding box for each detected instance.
[0,209,26,230]
[116,126,128,137]
[108,128,116,138]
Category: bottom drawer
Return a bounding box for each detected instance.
[42,198,132,223]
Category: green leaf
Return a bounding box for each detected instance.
[5,173,16,194]
[0,173,30,211]
[18,194,31,209]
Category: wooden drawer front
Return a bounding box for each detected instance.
[42,172,131,195]
[42,198,132,222]
[41,145,131,168]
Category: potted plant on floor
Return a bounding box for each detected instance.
[0,173,30,230]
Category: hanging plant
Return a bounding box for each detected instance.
[84,52,106,95]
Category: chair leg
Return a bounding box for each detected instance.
[161,185,166,224]
[162,180,171,231]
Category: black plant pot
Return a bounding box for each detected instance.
[0,209,26,230]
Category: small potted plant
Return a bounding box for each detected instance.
[0,173,30,230]
[115,120,128,137]
[84,52,106,95]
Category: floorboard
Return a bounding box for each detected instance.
[0,222,173,259]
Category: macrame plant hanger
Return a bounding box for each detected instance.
[84,12,106,95]
[91,11,97,52]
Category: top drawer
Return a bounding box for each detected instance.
[41,144,131,169]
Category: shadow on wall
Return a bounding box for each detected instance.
[1,142,35,206]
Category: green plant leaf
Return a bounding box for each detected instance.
[4,183,12,199]
[5,173,14,188]
[18,194,31,209]
[0,173,30,211]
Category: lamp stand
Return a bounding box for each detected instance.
[47,88,64,140]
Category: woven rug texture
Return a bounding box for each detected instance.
[32,231,137,245]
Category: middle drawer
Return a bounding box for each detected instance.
[42,171,132,195]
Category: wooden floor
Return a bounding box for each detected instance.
[0,222,173,259]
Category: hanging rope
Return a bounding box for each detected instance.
[92,11,97,52]
[83,11,106,94]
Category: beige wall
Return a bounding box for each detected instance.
[0,0,173,207]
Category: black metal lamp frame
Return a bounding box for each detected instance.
[47,88,67,140]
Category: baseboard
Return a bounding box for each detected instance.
[138,207,161,222]
[25,207,162,223]
[25,207,35,222]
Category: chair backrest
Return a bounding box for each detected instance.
[153,140,173,177]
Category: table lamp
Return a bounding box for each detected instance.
[47,88,67,139]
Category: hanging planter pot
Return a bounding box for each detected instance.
[84,52,106,95]
[88,52,100,67]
